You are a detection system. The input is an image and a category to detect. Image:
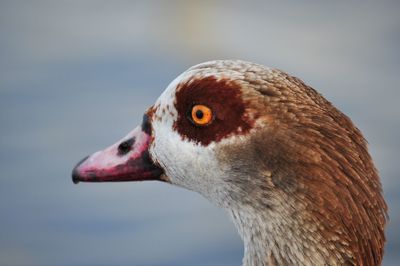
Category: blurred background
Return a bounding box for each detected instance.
[0,1,399,265]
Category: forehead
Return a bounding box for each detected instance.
[152,60,271,112]
[152,64,245,117]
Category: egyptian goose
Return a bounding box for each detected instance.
[72,60,387,265]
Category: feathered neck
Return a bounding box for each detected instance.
[228,194,356,266]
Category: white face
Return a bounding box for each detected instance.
[148,64,255,207]
[149,73,220,205]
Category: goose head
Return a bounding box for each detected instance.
[72,60,387,265]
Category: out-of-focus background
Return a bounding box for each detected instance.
[0,1,399,265]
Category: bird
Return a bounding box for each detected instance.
[72,60,387,266]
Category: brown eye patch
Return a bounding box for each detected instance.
[173,76,254,146]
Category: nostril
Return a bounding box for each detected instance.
[118,137,135,155]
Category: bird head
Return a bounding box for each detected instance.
[72,60,387,264]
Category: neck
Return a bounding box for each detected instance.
[227,198,350,266]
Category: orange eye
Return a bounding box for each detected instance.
[191,105,213,126]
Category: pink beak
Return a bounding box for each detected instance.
[72,115,164,184]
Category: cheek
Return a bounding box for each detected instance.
[150,123,192,182]
[149,122,222,193]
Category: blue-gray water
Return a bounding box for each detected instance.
[0,1,399,265]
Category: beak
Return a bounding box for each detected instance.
[71,115,164,184]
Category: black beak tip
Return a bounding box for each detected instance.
[71,155,89,185]
[72,169,80,184]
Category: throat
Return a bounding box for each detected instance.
[227,203,344,266]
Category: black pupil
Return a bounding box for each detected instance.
[195,109,204,119]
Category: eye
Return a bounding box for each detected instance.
[190,105,213,126]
